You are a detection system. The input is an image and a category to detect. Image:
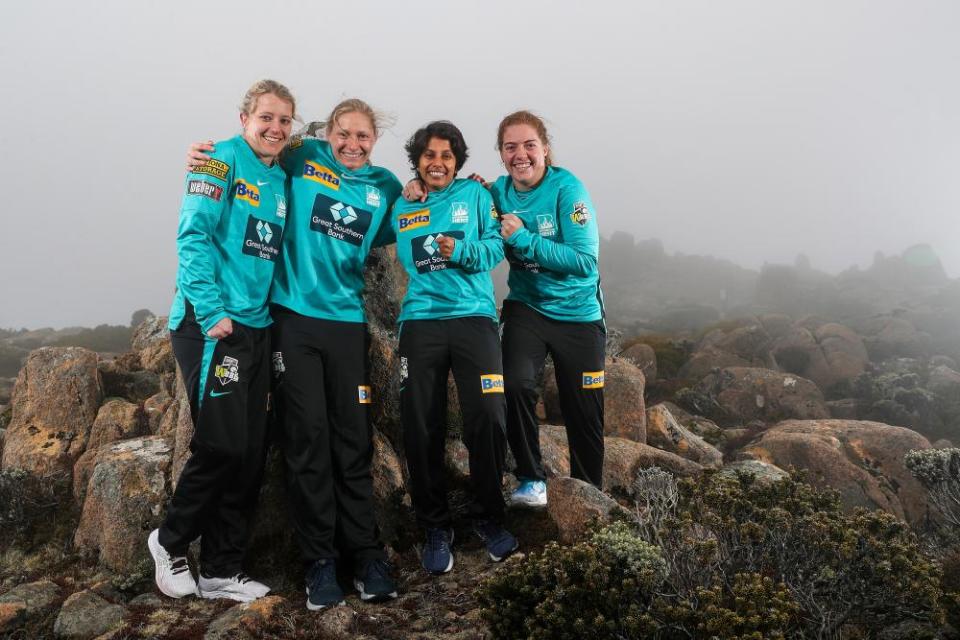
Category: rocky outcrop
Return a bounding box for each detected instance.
[718,459,789,485]
[547,477,626,544]
[73,437,172,572]
[862,316,930,360]
[693,367,829,426]
[620,342,657,380]
[645,403,723,467]
[741,419,931,523]
[1,348,102,478]
[0,579,61,631]
[87,398,144,450]
[53,589,125,639]
[204,596,286,640]
[543,357,646,442]
[603,437,703,497]
[131,316,175,374]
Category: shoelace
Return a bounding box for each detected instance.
[170,557,190,575]
[235,573,253,584]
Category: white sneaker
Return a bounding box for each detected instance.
[198,573,270,602]
[147,529,198,598]
[509,480,548,507]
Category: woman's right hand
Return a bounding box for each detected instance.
[187,140,215,171]
[467,173,490,189]
[402,178,427,203]
[207,317,233,340]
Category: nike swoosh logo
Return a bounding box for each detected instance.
[257,180,269,186]
[209,390,233,398]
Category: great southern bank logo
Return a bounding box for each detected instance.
[256,221,273,243]
[330,202,359,225]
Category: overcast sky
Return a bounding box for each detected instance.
[2,1,958,329]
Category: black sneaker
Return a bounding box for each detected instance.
[305,559,344,611]
[474,520,519,562]
[421,527,455,575]
[353,558,398,602]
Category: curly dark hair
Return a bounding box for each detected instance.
[404,120,469,176]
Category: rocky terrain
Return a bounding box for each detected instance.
[0,242,958,638]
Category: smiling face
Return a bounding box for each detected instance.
[499,123,550,191]
[418,137,457,191]
[327,111,376,170]
[240,92,294,164]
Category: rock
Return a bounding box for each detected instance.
[72,448,100,506]
[1,347,102,478]
[678,347,752,382]
[98,361,161,404]
[0,602,26,633]
[371,429,411,544]
[536,425,573,478]
[694,367,829,427]
[660,402,724,444]
[741,419,932,524]
[74,437,173,572]
[543,357,647,442]
[930,355,958,370]
[127,593,163,607]
[547,477,625,544]
[132,317,175,375]
[143,387,173,434]
[205,604,247,640]
[864,316,929,360]
[317,605,357,639]
[769,325,833,390]
[88,399,145,450]
[928,365,960,396]
[826,398,860,419]
[815,323,869,387]
[603,436,703,497]
[53,590,125,639]
[620,343,657,380]
[444,437,471,486]
[0,579,61,612]
[718,459,789,485]
[161,376,193,488]
[645,403,723,467]
[368,326,402,454]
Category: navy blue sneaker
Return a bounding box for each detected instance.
[305,559,344,611]
[421,527,454,575]
[474,520,519,562]
[354,558,398,602]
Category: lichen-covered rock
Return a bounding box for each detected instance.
[74,436,172,572]
[718,459,789,485]
[133,316,175,374]
[98,361,161,403]
[620,342,657,380]
[1,347,102,478]
[603,436,703,497]
[371,429,411,544]
[0,579,60,626]
[204,595,286,640]
[143,386,173,435]
[543,357,646,442]
[87,399,145,450]
[694,367,829,426]
[547,477,625,544]
[815,323,869,387]
[0,602,26,633]
[928,364,960,396]
[645,403,723,467]
[53,589,125,639]
[741,419,931,523]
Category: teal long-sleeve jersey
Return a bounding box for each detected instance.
[490,166,603,323]
[386,179,503,323]
[169,135,288,334]
[269,136,402,322]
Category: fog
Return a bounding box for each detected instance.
[2,0,957,328]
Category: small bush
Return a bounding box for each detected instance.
[0,469,72,551]
[905,448,960,528]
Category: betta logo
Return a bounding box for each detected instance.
[235,180,261,206]
[398,209,430,232]
[480,374,505,394]
[303,161,341,190]
[582,371,604,389]
[358,385,372,404]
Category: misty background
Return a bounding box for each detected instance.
[1,0,958,329]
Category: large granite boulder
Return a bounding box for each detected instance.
[547,477,626,544]
[740,419,931,524]
[620,342,657,380]
[87,398,145,450]
[53,589,125,639]
[603,436,703,497]
[132,315,175,374]
[1,348,102,478]
[645,403,723,467]
[693,367,829,426]
[73,436,173,572]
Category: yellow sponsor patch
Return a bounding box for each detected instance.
[490,203,499,219]
[398,209,431,233]
[192,159,230,181]
[303,161,340,190]
[234,179,261,206]
[582,371,604,389]
[480,374,505,394]
[358,385,372,404]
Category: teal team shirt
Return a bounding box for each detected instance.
[270,136,402,322]
[169,135,288,334]
[490,166,603,323]
[387,179,503,322]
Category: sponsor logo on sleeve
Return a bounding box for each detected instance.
[411,230,464,273]
[570,202,590,226]
[275,194,287,219]
[186,180,223,202]
[480,374,505,394]
[215,356,240,386]
[537,214,556,237]
[235,180,261,206]
[490,203,499,219]
[398,209,430,233]
[192,159,230,181]
[303,161,341,190]
[309,193,373,246]
[450,202,469,224]
[366,185,381,208]
[243,215,283,261]
[582,371,605,389]
[358,385,372,404]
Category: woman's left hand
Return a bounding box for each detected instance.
[437,235,456,258]
[500,214,522,240]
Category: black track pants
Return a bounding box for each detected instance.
[271,307,384,568]
[501,300,605,487]
[399,317,507,529]
[161,319,271,577]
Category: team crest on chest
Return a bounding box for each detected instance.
[450,202,469,224]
